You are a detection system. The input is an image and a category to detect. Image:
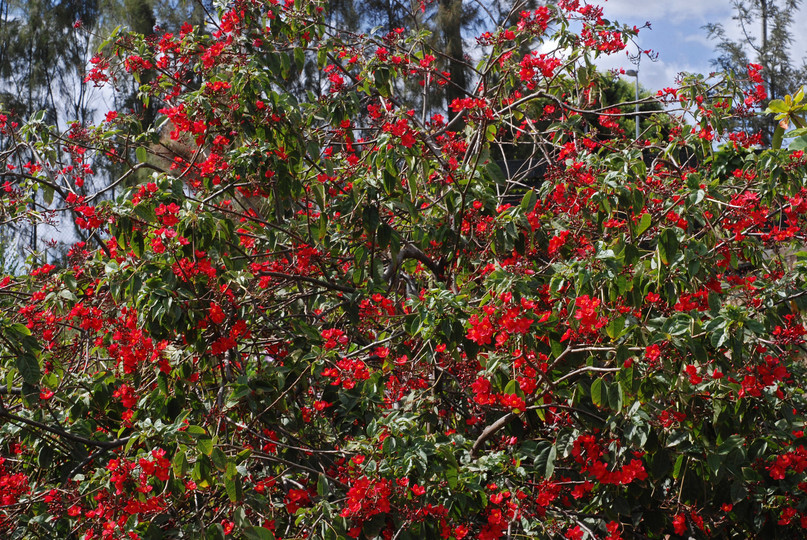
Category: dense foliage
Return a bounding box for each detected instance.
[3,1,807,539]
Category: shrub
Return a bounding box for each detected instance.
[1,1,806,538]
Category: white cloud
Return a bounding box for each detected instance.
[586,0,738,90]
[683,33,713,47]
[533,1,807,93]
[602,0,732,25]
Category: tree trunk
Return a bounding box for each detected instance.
[438,0,467,121]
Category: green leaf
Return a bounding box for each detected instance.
[789,135,807,150]
[374,67,391,97]
[535,442,557,478]
[173,449,189,477]
[520,190,537,213]
[37,444,53,468]
[635,213,652,236]
[9,323,31,337]
[185,425,207,436]
[136,146,148,163]
[225,461,239,503]
[16,354,40,385]
[293,47,305,70]
[205,523,225,540]
[236,448,252,464]
[765,99,788,114]
[772,124,785,150]
[233,507,248,529]
[42,183,54,205]
[730,480,748,502]
[125,434,139,453]
[197,437,214,456]
[672,454,685,479]
[313,181,325,210]
[544,445,556,478]
[658,228,679,264]
[591,378,606,408]
[211,447,227,471]
[63,273,77,291]
[243,527,275,540]
[650,449,671,479]
[485,161,506,185]
[317,473,330,496]
[607,381,623,412]
[606,316,625,340]
[407,174,417,201]
[446,465,458,489]
[742,466,762,482]
[618,362,634,394]
[281,52,291,79]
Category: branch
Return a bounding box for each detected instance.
[470,402,608,458]
[382,242,444,283]
[470,411,518,457]
[554,366,620,385]
[0,408,131,450]
[258,270,356,294]
[85,161,164,203]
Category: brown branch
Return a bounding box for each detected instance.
[471,411,519,457]
[382,242,444,283]
[258,271,356,294]
[0,408,131,450]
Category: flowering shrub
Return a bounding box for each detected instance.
[2,1,807,539]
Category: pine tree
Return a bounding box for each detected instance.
[0,0,101,123]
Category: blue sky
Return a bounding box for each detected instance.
[595,1,767,92]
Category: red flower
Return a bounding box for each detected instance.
[606,521,622,540]
[209,303,226,324]
[467,314,494,345]
[285,488,311,514]
[574,295,604,334]
[321,328,348,349]
[340,476,391,519]
[565,525,584,540]
[673,513,687,535]
[113,384,138,409]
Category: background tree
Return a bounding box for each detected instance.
[0,0,105,264]
[706,0,806,144]
[0,0,212,266]
[0,0,101,124]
